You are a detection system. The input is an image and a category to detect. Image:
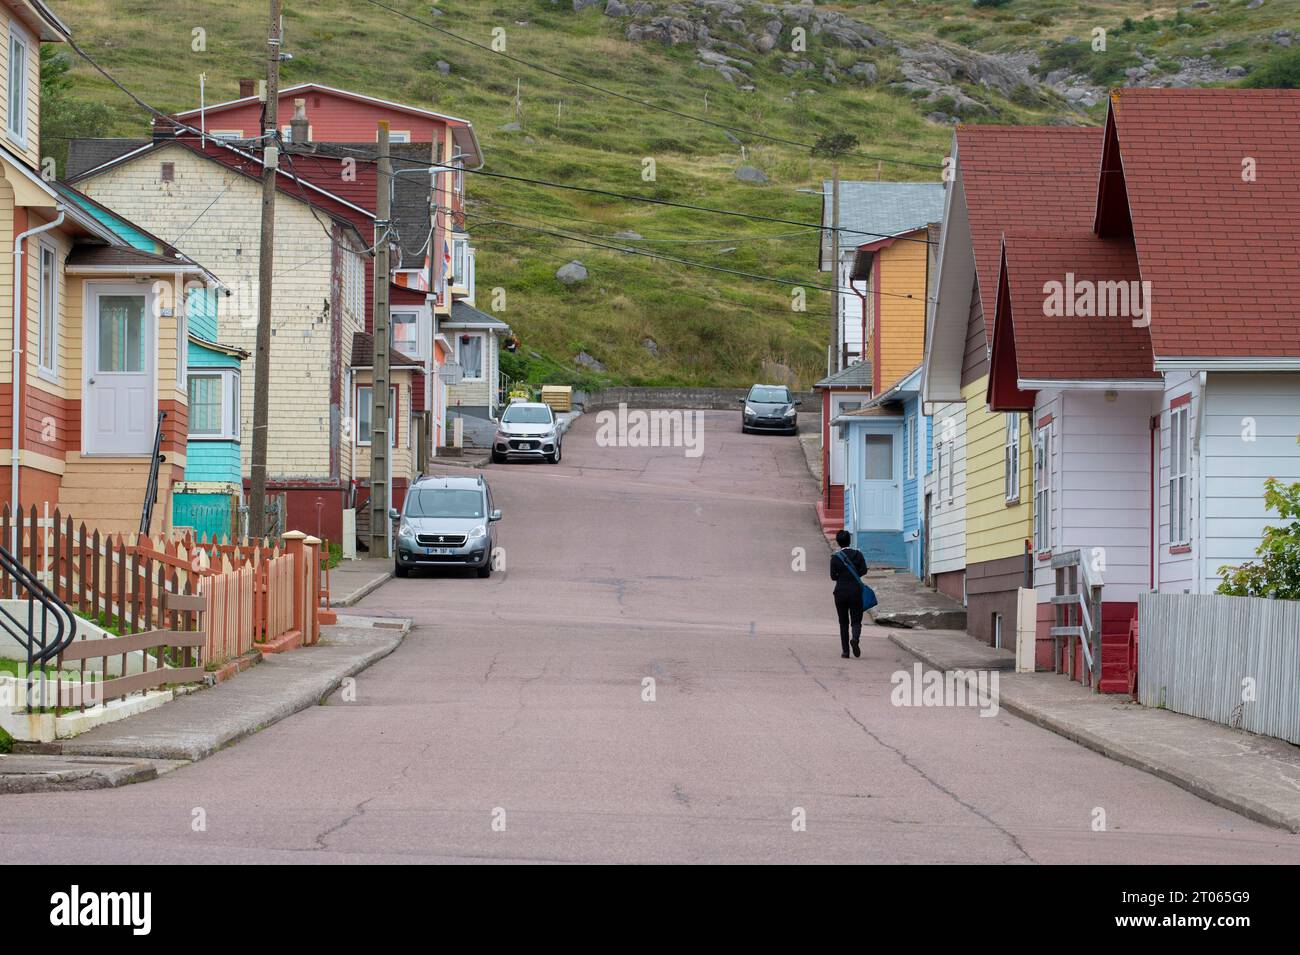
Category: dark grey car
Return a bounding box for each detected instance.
[391,474,502,578]
[740,384,801,435]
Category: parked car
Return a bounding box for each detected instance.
[491,401,563,464]
[390,474,502,578]
[739,384,801,435]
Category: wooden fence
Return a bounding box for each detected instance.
[2,504,323,708]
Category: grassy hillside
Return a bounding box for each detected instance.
[45,0,1300,387]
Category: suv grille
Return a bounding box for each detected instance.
[416,533,468,546]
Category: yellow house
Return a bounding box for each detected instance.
[923,124,1104,645]
[1,3,219,536]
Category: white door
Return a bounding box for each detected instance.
[85,287,154,455]
[858,430,901,531]
[829,395,865,485]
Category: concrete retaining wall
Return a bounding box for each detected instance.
[579,387,816,411]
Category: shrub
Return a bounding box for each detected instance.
[1241,48,1300,89]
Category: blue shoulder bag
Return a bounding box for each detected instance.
[835,550,878,612]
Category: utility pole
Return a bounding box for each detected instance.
[249,0,282,539]
[811,133,859,375]
[830,164,840,373]
[369,121,392,558]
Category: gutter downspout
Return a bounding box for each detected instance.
[10,207,66,560]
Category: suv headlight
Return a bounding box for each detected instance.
[468,524,487,540]
[744,404,757,416]
[783,406,797,418]
[398,521,417,540]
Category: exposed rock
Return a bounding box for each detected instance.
[435,60,451,75]
[573,0,602,10]
[555,261,589,285]
[734,165,768,183]
[642,337,660,357]
[499,121,522,131]
[849,61,877,83]
[612,229,644,240]
[574,351,606,372]
[605,0,631,14]
[755,34,776,52]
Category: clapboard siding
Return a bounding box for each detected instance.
[926,399,966,575]
[1201,372,1300,593]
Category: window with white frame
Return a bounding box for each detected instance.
[7,25,29,144]
[355,384,397,447]
[1004,413,1020,502]
[935,442,945,509]
[391,311,420,358]
[451,237,467,288]
[945,441,954,504]
[1169,404,1191,545]
[905,416,916,481]
[457,333,484,380]
[187,369,241,440]
[37,244,57,378]
[1034,424,1052,552]
[344,250,365,320]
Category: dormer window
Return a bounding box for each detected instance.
[7,24,30,145]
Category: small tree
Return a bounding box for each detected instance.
[1217,437,1300,600]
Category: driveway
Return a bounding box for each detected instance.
[2,411,1298,863]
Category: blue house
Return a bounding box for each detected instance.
[54,182,245,539]
[837,365,931,576]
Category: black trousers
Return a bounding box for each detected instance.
[834,594,863,655]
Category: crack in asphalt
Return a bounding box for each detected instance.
[786,646,1036,865]
[313,797,374,850]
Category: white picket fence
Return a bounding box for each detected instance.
[1138,592,1300,744]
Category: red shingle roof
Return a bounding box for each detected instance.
[957,125,1105,312]
[1105,88,1300,359]
[999,232,1157,380]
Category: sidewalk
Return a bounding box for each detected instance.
[0,614,410,792]
[328,558,394,607]
[890,628,1300,833]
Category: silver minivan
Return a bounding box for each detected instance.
[390,474,502,578]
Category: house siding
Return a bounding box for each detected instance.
[877,235,928,393]
[78,143,350,482]
[0,12,43,171]
[926,400,966,577]
[964,378,1031,566]
[1200,372,1300,593]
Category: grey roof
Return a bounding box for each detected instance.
[66,139,149,179]
[813,361,874,390]
[297,142,438,270]
[445,301,510,330]
[820,181,945,269]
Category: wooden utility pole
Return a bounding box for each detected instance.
[369,121,392,558]
[249,0,282,539]
[830,162,840,374]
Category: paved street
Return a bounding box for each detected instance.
[4,411,1300,863]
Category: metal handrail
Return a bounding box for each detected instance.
[0,543,77,671]
[139,410,168,536]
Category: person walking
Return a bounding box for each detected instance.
[830,529,868,659]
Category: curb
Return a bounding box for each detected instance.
[334,571,393,608]
[889,633,1300,833]
[0,756,162,795]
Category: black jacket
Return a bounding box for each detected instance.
[830,547,868,600]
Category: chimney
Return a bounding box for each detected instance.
[290,98,309,145]
[239,78,255,99]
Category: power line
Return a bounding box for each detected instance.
[467,211,932,304]
[325,143,937,247]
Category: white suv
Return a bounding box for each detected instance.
[491,401,562,464]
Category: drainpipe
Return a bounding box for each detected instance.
[850,276,869,374]
[10,206,65,558]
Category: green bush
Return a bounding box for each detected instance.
[1241,48,1300,89]
[1218,439,1300,600]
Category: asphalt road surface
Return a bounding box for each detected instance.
[5,411,1299,863]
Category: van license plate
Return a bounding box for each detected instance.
[426,547,453,555]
